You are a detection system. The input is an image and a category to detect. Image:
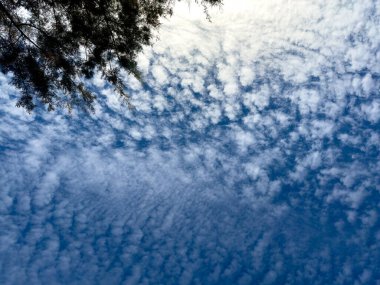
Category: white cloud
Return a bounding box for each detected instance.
[151,65,169,85]
[239,66,255,87]
[361,100,380,123]
[361,74,375,96]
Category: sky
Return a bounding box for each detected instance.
[0,0,380,284]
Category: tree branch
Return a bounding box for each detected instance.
[0,1,42,50]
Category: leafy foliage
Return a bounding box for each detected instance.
[0,0,221,112]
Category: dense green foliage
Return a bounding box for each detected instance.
[0,0,221,112]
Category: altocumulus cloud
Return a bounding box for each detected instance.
[1,0,380,284]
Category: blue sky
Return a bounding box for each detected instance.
[1,0,380,284]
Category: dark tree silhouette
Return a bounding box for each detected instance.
[0,0,221,112]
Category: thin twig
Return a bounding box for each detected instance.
[0,1,42,50]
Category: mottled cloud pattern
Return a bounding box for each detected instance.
[1,0,380,284]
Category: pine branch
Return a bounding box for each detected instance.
[0,1,42,50]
